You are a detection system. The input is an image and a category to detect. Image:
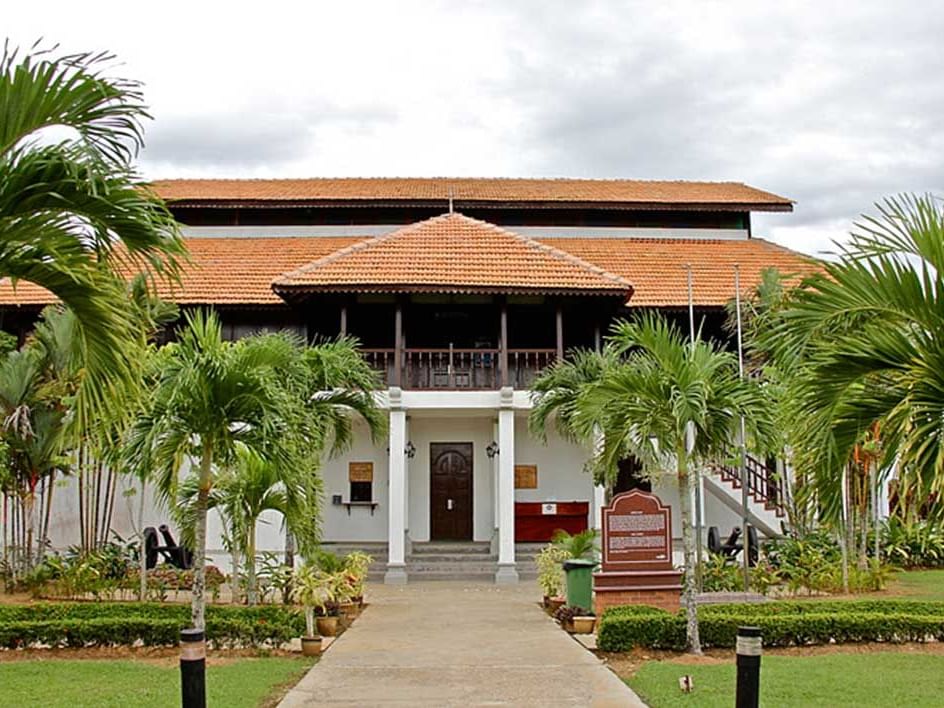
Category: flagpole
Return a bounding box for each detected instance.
[734,265,751,592]
[687,265,704,590]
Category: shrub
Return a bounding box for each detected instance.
[596,599,944,652]
[882,518,944,568]
[0,602,305,649]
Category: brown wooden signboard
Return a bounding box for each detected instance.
[514,464,537,489]
[600,489,672,572]
[348,462,374,483]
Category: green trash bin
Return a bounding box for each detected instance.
[562,558,596,611]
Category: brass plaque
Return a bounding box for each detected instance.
[515,465,537,489]
[349,462,374,483]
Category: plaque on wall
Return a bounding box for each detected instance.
[348,462,374,483]
[515,464,538,489]
[600,490,673,572]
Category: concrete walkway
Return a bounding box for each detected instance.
[280,581,645,707]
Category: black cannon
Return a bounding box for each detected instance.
[144,525,194,570]
[707,525,759,567]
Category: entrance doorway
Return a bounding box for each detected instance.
[429,442,473,540]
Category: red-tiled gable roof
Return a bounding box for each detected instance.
[0,236,368,307]
[273,213,634,296]
[542,237,818,307]
[151,177,793,210]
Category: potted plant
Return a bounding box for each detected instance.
[554,604,577,633]
[536,544,569,609]
[344,551,373,606]
[291,564,323,656]
[571,609,595,634]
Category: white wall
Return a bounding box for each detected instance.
[319,420,389,543]
[513,416,596,512]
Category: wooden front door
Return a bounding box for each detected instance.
[429,442,473,541]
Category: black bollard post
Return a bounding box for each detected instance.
[180,627,206,708]
[735,626,761,708]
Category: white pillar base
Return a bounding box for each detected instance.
[495,563,519,584]
[384,564,408,585]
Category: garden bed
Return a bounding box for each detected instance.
[597,599,944,652]
[0,602,308,649]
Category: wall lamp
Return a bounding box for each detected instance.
[486,441,500,459]
[404,441,416,459]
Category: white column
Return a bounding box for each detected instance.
[593,484,606,531]
[384,388,408,584]
[592,426,606,529]
[495,387,518,583]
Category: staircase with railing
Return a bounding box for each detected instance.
[709,453,785,519]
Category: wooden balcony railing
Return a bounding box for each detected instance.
[360,347,556,390]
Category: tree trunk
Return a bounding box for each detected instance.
[230,544,241,605]
[305,606,315,638]
[677,454,702,654]
[40,471,55,562]
[283,531,295,605]
[191,444,213,630]
[246,523,257,606]
[138,478,148,601]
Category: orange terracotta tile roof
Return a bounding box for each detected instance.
[274,213,635,296]
[541,237,819,307]
[151,177,793,210]
[0,236,368,307]
[0,225,818,310]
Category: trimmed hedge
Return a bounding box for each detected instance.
[597,600,944,652]
[0,602,306,649]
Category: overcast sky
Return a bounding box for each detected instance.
[9,1,944,256]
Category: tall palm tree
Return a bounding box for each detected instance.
[0,43,184,427]
[766,194,944,521]
[125,311,385,627]
[535,314,772,654]
[124,311,296,628]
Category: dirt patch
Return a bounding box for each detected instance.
[599,641,944,679]
[0,646,298,666]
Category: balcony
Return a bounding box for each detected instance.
[361,347,556,390]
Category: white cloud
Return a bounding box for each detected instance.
[7,0,944,256]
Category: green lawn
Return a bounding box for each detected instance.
[887,569,944,600]
[629,652,944,707]
[0,656,315,708]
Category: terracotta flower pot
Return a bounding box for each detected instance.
[562,618,575,633]
[548,597,565,614]
[572,616,595,634]
[301,636,322,657]
[317,616,339,637]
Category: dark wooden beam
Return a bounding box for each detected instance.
[555,303,564,361]
[500,298,508,387]
[393,300,403,387]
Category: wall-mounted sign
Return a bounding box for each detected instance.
[348,462,374,483]
[515,464,538,489]
[541,503,558,515]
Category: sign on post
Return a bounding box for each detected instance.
[600,490,673,571]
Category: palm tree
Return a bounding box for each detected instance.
[124,310,296,628]
[0,43,184,427]
[537,313,772,653]
[529,346,624,493]
[764,194,944,538]
[125,311,384,627]
[179,446,318,605]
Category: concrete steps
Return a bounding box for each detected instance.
[320,541,542,581]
